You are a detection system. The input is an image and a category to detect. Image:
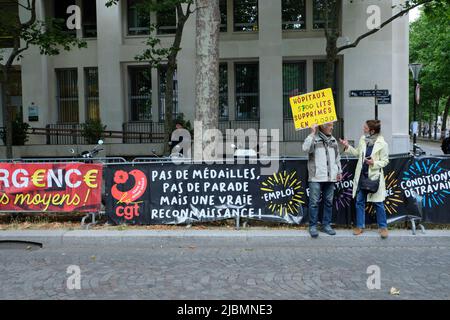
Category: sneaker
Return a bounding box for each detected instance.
[321,225,336,236]
[379,228,388,239]
[309,226,319,238]
[353,228,363,236]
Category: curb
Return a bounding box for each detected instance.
[1,229,450,248]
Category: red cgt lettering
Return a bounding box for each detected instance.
[116,204,140,220]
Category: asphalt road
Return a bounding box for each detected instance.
[0,230,449,300]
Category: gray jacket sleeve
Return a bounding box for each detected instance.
[302,134,315,153]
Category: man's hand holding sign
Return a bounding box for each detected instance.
[289,88,337,130]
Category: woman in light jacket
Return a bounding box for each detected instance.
[339,120,390,238]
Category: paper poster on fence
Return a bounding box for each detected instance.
[289,88,337,130]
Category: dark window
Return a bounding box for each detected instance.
[220,0,227,32]
[6,68,22,121]
[0,0,18,48]
[82,0,97,38]
[54,0,77,36]
[235,63,259,120]
[313,0,337,29]
[56,69,79,123]
[127,0,150,35]
[128,66,152,121]
[282,0,306,30]
[314,60,340,113]
[158,66,178,121]
[85,68,99,121]
[157,2,176,35]
[233,0,258,32]
[219,63,228,120]
[283,62,306,119]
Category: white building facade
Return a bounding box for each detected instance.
[0,0,411,158]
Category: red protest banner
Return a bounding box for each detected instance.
[0,163,102,212]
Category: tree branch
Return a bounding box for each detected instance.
[16,1,32,11]
[21,0,36,29]
[337,0,432,53]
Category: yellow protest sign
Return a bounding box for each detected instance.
[289,88,337,130]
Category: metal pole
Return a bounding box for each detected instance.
[375,84,378,120]
[413,80,417,155]
[434,98,439,140]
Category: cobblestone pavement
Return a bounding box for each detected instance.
[0,232,449,300]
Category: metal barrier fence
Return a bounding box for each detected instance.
[1,153,447,232]
[4,157,127,164]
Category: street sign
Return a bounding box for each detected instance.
[349,89,389,97]
[377,95,391,104]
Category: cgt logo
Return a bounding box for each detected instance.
[112,170,147,220]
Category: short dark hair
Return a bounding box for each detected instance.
[366,120,381,134]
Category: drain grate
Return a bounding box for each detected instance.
[0,240,43,250]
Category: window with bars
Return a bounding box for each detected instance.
[233,0,258,32]
[282,0,306,30]
[157,1,176,35]
[127,0,150,35]
[313,0,338,29]
[219,63,229,120]
[82,0,97,38]
[219,0,228,32]
[6,68,22,121]
[56,69,79,123]
[128,66,152,122]
[313,60,340,114]
[85,68,100,121]
[235,63,259,120]
[158,66,178,121]
[54,0,77,36]
[283,62,306,119]
[0,0,17,48]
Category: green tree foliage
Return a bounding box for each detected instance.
[0,116,29,146]
[82,119,107,145]
[410,3,450,136]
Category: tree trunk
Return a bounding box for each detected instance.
[164,56,177,155]
[1,67,13,159]
[194,0,220,160]
[323,0,340,89]
[441,96,450,138]
[324,35,338,91]
[323,0,340,122]
[164,4,190,155]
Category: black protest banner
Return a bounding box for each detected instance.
[105,156,450,225]
[399,156,450,223]
[105,162,306,225]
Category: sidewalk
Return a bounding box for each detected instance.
[1,229,449,248]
